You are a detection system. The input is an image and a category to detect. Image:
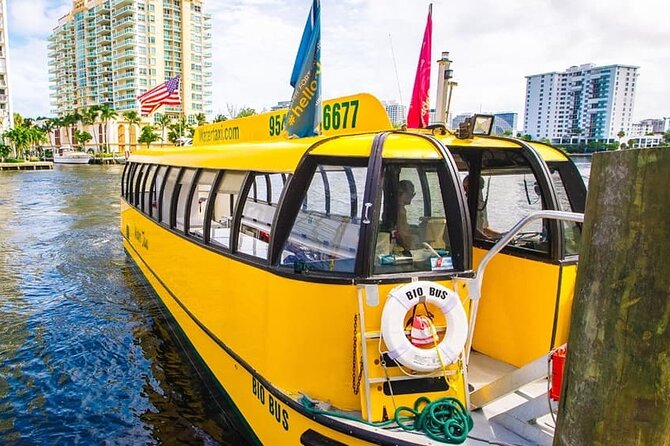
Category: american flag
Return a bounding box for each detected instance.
[137,75,181,115]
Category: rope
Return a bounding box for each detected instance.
[299,395,473,444]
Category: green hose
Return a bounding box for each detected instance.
[299,395,473,444]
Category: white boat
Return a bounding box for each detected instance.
[53,150,92,165]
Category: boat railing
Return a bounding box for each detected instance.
[464,210,585,365]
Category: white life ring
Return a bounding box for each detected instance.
[381,281,468,372]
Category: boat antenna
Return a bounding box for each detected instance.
[388,33,405,111]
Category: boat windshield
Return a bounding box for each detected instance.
[372,162,455,275]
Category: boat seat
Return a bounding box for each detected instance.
[420,217,447,249]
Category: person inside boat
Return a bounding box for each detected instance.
[395,179,416,255]
[463,174,501,240]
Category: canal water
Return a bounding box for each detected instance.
[0,160,592,445]
[0,166,248,445]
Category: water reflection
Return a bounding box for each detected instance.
[0,166,247,445]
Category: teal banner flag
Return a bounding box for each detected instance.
[286,0,321,138]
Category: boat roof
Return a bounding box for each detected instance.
[129,93,571,172]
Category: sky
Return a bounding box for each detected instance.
[6,0,670,126]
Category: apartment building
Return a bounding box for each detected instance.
[48,0,212,124]
[383,100,407,126]
[0,0,12,131]
[523,63,638,143]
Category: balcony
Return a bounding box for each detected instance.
[116,71,136,81]
[113,16,135,29]
[112,50,136,61]
[116,37,135,50]
[113,4,135,19]
[113,26,134,40]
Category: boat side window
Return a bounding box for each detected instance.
[187,169,218,239]
[121,162,130,197]
[549,165,582,257]
[125,163,139,204]
[373,163,454,275]
[475,151,549,254]
[160,167,181,226]
[174,168,198,231]
[237,173,286,260]
[149,165,168,219]
[133,164,148,206]
[208,171,246,249]
[280,163,367,275]
[139,164,157,213]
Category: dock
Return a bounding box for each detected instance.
[90,156,126,165]
[0,161,53,171]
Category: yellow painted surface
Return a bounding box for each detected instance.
[471,248,564,367]
[121,206,468,441]
[528,142,570,162]
[553,263,577,348]
[192,93,393,146]
[122,235,379,445]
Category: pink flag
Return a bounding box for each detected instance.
[407,4,432,128]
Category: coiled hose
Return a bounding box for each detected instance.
[299,395,473,444]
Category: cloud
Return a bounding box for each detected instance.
[8,37,52,118]
[8,0,70,41]
[7,0,670,122]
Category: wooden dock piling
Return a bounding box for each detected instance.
[554,148,670,445]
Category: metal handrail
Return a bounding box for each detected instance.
[464,210,584,365]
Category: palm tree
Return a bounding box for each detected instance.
[195,113,207,126]
[4,126,29,159]
[155,114,172,144]
[80,107,99,151]
[213,114,227,123]
[40,119,55,148]
[62,112,81,147]
[122,110,141,129]
[98,105,117,153]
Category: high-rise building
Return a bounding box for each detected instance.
[383,100,406,126]
[523,63,638,142]
[492,112,517,135]
[0,0,12,131]
[48,0,212,122]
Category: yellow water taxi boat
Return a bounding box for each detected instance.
[121,93,586,444]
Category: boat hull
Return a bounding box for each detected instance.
[123,233,435,446]
[53,153,92,164]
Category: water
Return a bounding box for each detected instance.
[0,166,248,445]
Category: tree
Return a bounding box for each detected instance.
[167,116,194,144]
[3,126,29,159]
[617,129,626,149]
[80,107,99,150]
[98,105,117,153]
[138,125,159,149]
[663,131,670,145]
[237,107,257,118]
[122,110,142,131]
[40,119,55,148]
[195,112,207,126]
[154,114,172,143]
[213,114,228,123]
[0,143,10,161]
[74,129,92,150]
